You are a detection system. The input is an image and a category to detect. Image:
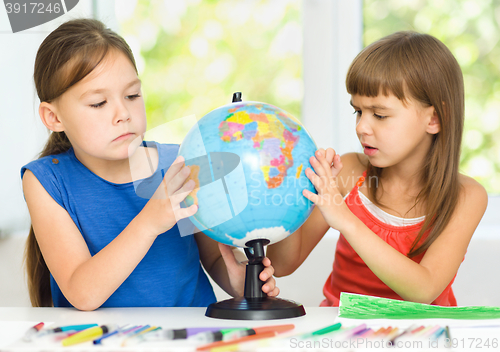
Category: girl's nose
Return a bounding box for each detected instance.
[114,102,131,124]
[355,114,371,136]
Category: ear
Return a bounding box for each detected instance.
[39,102,64,132]
[425,107,440,135]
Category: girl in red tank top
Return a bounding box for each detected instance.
[267,31,487,307]
[321,171,457,307]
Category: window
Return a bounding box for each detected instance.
[117,0,302,141]
[364,0,500,194]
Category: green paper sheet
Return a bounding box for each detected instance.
[339,293,500,319]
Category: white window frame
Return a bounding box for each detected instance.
[301,0,363,155]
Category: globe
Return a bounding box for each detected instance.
[178,100,317,248]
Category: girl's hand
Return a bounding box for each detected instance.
[218,243,280,297]
[303,148,350,231]
[140,156,198,236]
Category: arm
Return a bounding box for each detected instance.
[22,156,197,311]
[266,207,329,277]
[267,150,362,277]
[305,150,488,304]
[195,232,279,297]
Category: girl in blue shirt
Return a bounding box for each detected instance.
[22,18,278,310]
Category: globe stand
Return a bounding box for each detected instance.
[205,239,306,320]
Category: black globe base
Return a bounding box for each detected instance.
[206,238,306,320]
[206,296,306,320]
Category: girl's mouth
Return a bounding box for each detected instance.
[364,146,378,156]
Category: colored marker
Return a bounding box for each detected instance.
[122,326,160,347]
[431,327,444,340]
[354,328,371,336]
[422,325,441,338]
[22,322,44,342]
[444,325,451,340]
[413,325,433,337]
[411,325,426,334]
[97,325,142,345]
[372,326,391,337]
[339,324,367,340]
[311,323,341,336]
[430,327,445,340]
[196,331,277,351]
[388,324,417,345]
[444,325,452,348]
[146,327,234,341]
[385,327,400,341]
[38,324,98,337]
[224,324,295,340]
[192,328,247,343]
[361,328,375,338]
[61,324,118,346]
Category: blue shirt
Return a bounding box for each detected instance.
[21,141,216,307]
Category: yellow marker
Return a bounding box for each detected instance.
[211,345,240,352]
[61,324,118,346]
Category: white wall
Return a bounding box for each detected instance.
[0,1,119,238]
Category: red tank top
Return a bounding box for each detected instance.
[321,172,457,307]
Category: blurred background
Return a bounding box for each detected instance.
[1,0,499,306]
[118,0,500,192]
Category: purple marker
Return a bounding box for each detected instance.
[340,324,367,340]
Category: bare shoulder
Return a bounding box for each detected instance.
[22,169,41,193]
[337,152,368,196]
[458,174,488,210]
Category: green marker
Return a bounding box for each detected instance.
[301,322,342,338]
[312,323,342,336]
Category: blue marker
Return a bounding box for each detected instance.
[431,327,445,340]
[37,324,98,337]
[96,325,140,345]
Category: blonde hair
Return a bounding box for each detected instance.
[346,31,464,257]
[25,18,137,306]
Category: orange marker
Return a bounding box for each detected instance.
[374,326,392,336]
[227,323,294,339]
[372,327,388,336]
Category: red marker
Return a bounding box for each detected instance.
[22,322,44,342]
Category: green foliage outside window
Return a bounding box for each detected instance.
[117,0,301,143]
[364,0,500,193]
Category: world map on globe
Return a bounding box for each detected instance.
[178,101,317,247]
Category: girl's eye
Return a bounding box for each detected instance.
[374,114,387,120]
[353,110,361,117]
[90,101,106,108]
[126,94,141,100]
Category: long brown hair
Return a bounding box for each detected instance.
[346,31,464,257]
[25,18,137,307]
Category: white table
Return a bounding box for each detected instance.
[1,307,499,351]
[0,307,337,351]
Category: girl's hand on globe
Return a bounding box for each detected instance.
[218,243,280,297]
[139,156,198,237]
[302,148,352,231]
